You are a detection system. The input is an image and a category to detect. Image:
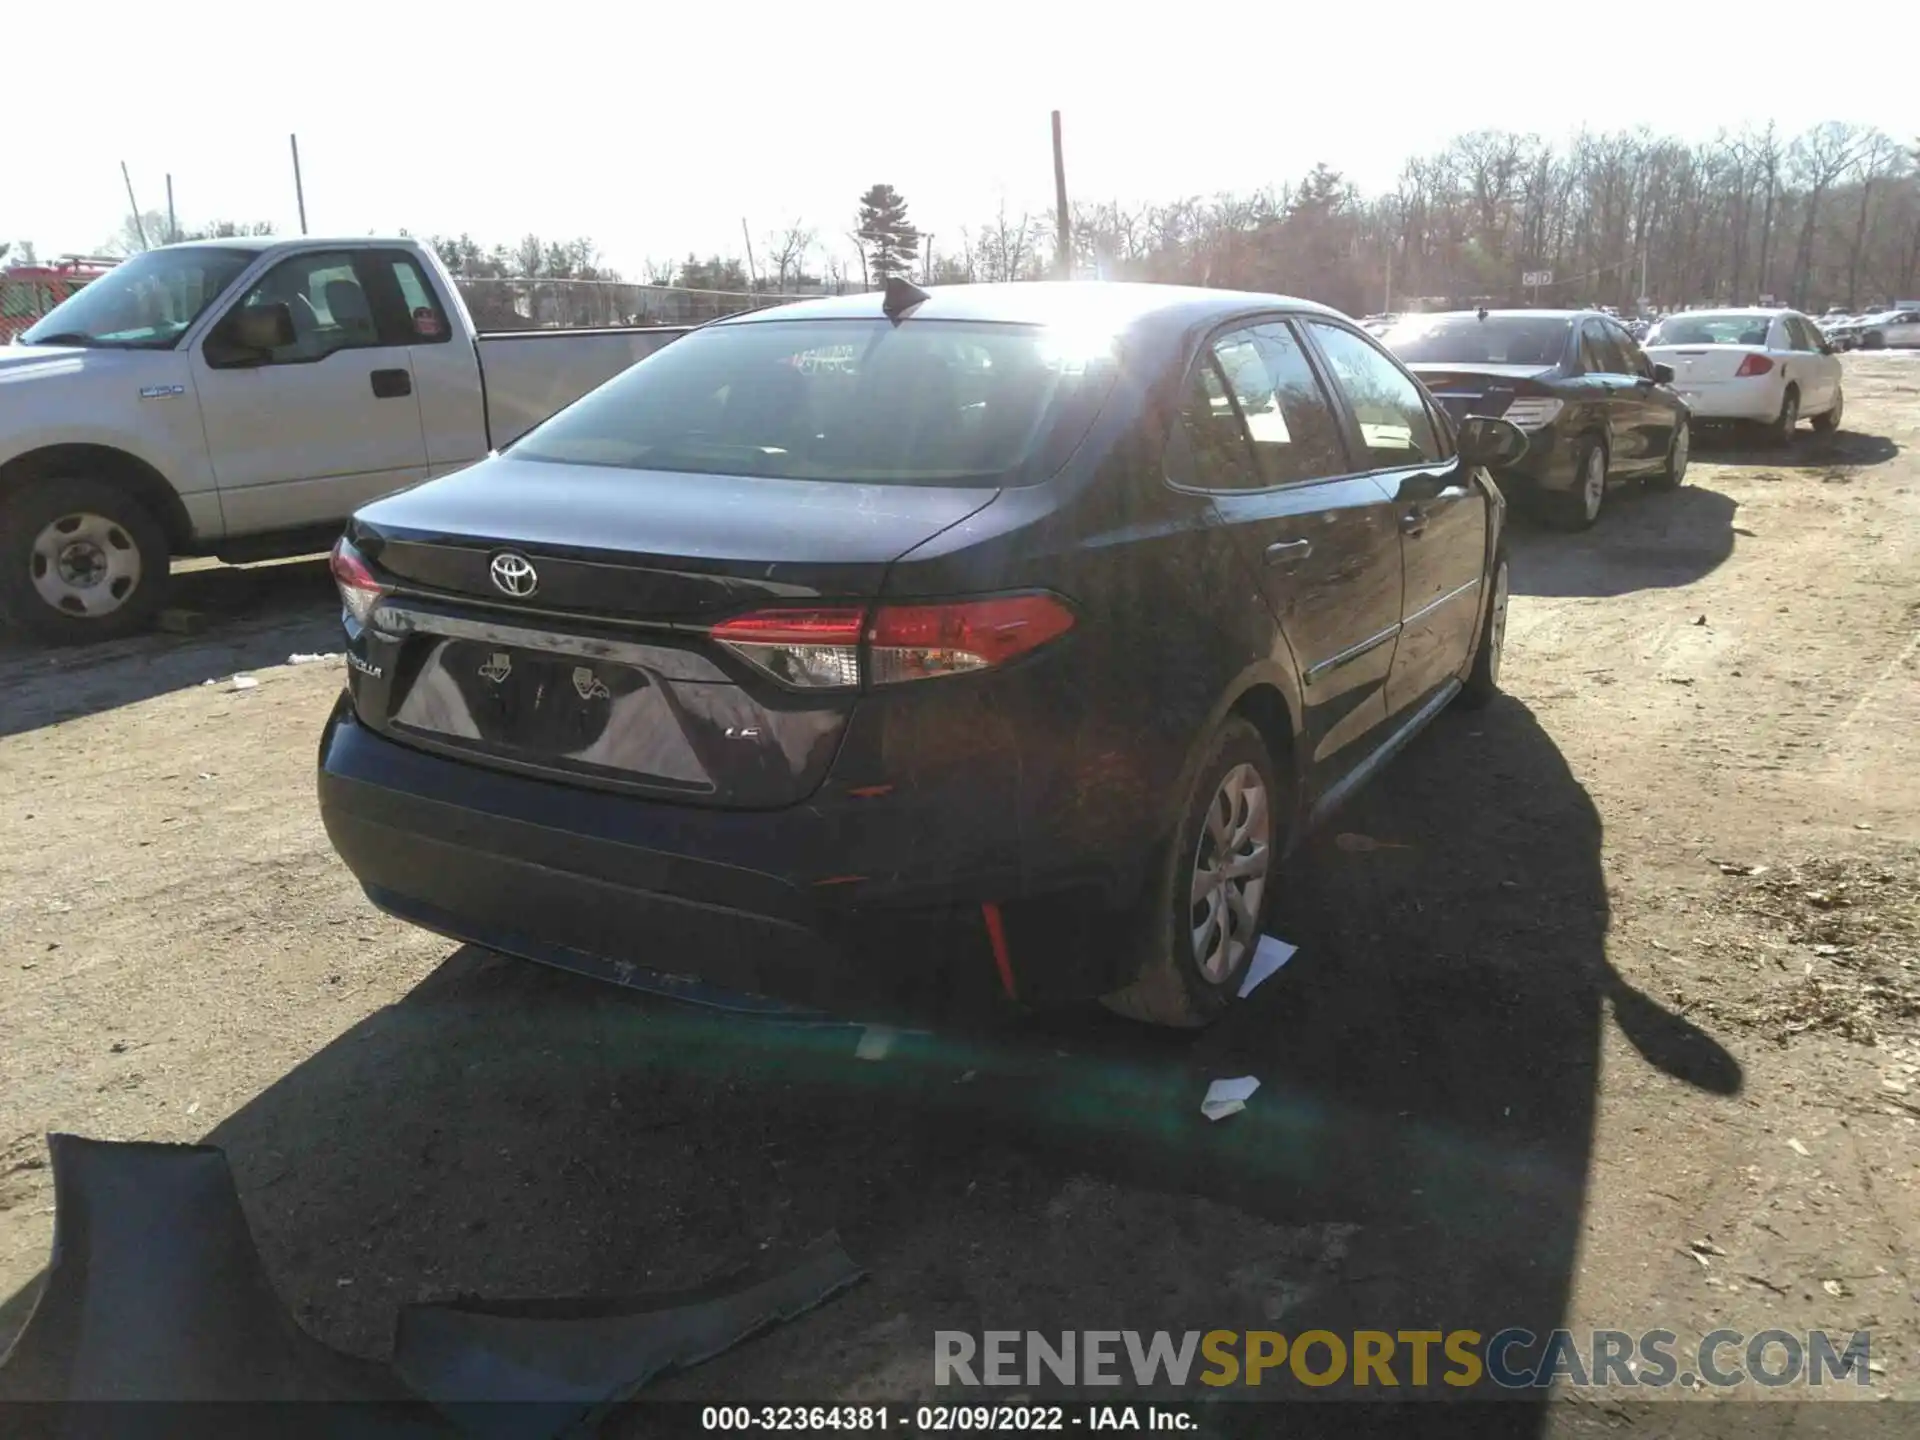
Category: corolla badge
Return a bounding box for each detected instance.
[489,551,538,598]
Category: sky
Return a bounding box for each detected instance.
[13,1,1919,281]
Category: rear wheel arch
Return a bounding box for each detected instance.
[0,444,192,551]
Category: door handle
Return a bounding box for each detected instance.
[1263,539,1312,566]
[1399,511,1427,536]
[370,368,413,399]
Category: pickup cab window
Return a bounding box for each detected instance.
[207,251,387,367]
[386,254,451,343]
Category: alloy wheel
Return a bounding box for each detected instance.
[30,512,143,618]
[1189,762,1270,984]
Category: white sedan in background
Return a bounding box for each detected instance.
[1642,308,1844,444]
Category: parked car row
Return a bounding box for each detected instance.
[1821,307,1920,351]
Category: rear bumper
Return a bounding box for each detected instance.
[1667,378,1780,421]
[317,695,1147,1011]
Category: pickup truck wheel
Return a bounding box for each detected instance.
[0,478,169,645]
[1101,717,1280,1028]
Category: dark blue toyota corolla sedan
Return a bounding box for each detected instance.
[317,280,1525,1026]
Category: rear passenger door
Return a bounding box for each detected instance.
[1301,319,1488,721]
[1575,318,1650,468]
[1164,319,1404,797]
[1603,317,1678,468]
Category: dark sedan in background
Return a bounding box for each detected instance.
[317,281,1526,1027]
[1381,310,1692,530]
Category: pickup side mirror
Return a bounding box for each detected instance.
[1456,415,1530,469]
[1652,362,1675,384]
[205,302,296,367]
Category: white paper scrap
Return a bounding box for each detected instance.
[854,1025,898,1061]
[229,676,259,691]
[1239,935,1298,997]
[1201,1075,1261,1122]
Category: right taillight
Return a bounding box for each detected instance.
[1735,353,1775,377]
[709,594,1076,690]
[329,536,385,627]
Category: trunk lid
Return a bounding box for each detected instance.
[1642,345,1759,385]
[1405,363,1554,422]
[346,455,1001,808]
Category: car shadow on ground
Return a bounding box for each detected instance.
[1507,483,1737,599]
[0,699,1743,1433]
[0,557,338,739]
[1691,427,1899,469]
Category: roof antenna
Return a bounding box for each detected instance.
[882,274,931,319]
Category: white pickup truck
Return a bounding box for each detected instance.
[0,236,690,642]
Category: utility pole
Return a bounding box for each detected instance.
[1051,110,1071,281]
[289,134,308,235]
[165,175,178,245]
[120,162,148,250]
[1639,247,1649,312]
[1384,248,1393,315]
[741,218,760,291]
[923,233,933,283]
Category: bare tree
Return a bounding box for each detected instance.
[763,220,817,291]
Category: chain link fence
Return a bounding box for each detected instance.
[452,277,852,331]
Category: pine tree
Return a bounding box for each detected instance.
[857,184,918,284]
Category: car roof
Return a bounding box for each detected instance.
[1396,309,1592,322]
[151,235,410,254]
[712,281,1346,335]
[1664,307,1793,317]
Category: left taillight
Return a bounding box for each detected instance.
[329,536,384,627]
[709,594,1076,691]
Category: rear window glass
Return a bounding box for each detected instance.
[1646,314,1774,346]
[510,318,1121,487]
[1382,315,1571,366]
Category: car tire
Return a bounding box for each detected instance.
[1542,437,1608,531]
[1864,331,1885,351]
[1812,387,1843,433]
[1101,716,1281,1028]
[1766,385,1800,448]
[0,477,170,646]
[1457,549,1509,710]
[1644,416,1690,491]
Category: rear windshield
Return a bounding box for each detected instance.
[510,318,1121,487]
[1647,315,1773,346]
[1381,315,1571,366]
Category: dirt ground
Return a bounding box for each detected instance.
[2,355,1917,1430]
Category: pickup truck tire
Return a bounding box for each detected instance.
[0,477,169,645]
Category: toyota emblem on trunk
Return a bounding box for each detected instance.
[489,552,538,598]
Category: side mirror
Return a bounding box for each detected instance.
[1652,362,1675,385]
[1456,415,1530,469]
[206,302,295,367]
[1819,343,1834,355]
